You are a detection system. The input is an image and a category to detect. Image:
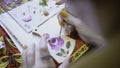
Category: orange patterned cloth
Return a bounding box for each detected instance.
[0,25,22,68]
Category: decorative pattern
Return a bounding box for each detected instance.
[0,0,23,12]
[22,11,32,22]
[56,41,71,57]
[47,35,75,63]
[0,25,22,68]
[49,37,64,51]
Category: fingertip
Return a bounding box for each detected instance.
[65,56,71,63]
[59,56,71,68]
[27,43,35,51]
[37,35,48,51]
[43,33,50,40]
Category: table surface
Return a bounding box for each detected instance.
[0,14,62,53]
[0,0,64,53]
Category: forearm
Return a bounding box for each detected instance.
[75,22,105,47]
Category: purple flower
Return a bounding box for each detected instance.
[49,37,64,51]
[22,12,32,22]
[4,0,12,5]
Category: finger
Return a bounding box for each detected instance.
[34,39,44,64]
[26,43,35,68]
[35,35,55,68]
[39,35,48,49]
[43,33,50,40]
[58,56,70,68]
[60,10,82,27]
[22,50,27,68]
[34,39,49,68]
[39,36,51,59]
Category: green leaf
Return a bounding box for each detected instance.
[56,53,63,56]
[66,41,71,49]
[39,0,48,6]
[61,48,65,53]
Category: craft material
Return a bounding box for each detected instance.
[0,25,22,68]
[0,20,27,50]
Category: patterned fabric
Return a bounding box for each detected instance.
[0,25,22,68]
[0,0,30,13]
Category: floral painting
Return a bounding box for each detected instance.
[0,0,25,12]
[49,37,64,51]
[47,35,75,63]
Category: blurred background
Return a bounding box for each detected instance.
[68,0,120,68]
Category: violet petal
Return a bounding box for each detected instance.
[23,16,32,22]
[4,0,12,5]
[49,37,64,51]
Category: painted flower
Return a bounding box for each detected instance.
[49,37,64,51]
[22,12,32,22]
[3,0,12,5]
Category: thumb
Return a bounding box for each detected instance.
[39,34,50,56]
[58,56,70,68]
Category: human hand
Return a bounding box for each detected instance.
[58,10,106,47]
[22,35,70,68]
